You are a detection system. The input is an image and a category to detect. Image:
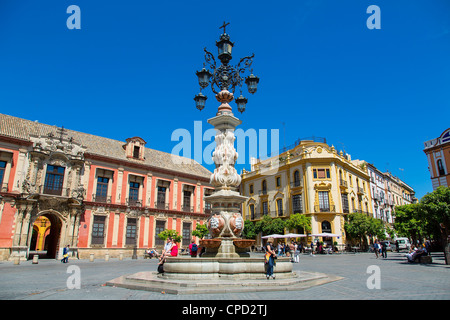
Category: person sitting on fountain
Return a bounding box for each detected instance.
[158,237,174,265]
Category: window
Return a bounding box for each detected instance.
[313,168,330,179]
[157,186,166,208]
[262,180,267,193]
[249,204,255,220]
[155,220,166,246]
[129,181,140,205]
[183,190,191,211]
[293,170,300,187]
[292,194,303,214]
[44,165,65,195]
[182,222,191,246]
[91,216,106,245]
[249,184,254,194]
[95,177,109,202]
[133,146,140,159]
[341,193,349,213]
[262,201,268,215]
[437,159,445,176]
[126,218,137,245]
[318,191,330,212]
[276,177,281,187]
[276,198,283,216]
[321,221,332,233]
[0,161,6,189]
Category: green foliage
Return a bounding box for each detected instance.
[394,186,450,243]
[242,220,257,239]
[255,215,285,235]
[285,213,312,234]
[393,203,425,243]
[157,229,182,243]
[192,223,209,239]
[344,212,387,245]
[421,186,450,231]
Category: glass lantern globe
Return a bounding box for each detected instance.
[196,68,212,89]
[194,93,207,111]
[245,74,260,94]
[235,94,248,113]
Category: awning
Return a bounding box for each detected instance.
[261,234,284,239]
[310,233,341,238]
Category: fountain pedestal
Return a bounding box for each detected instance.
[159,91,294,281]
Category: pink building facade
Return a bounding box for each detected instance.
[0,113,213,260]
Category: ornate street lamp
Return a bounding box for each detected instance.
[194,22,259,113]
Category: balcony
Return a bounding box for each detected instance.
[352,209,370,216]
[314,205,336,213]
[258,189,268,196]
[39,185,71,197]
[154,201,169,210]
[290,181,302,188]
[0,183,8,192]
[182,205,194,213]
[339,179,348,188]
[92,194,111,203]
[271,210,283,217]
[127,198,142,207]
[357,187,364,194]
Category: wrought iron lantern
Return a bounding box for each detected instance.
[235,94,248,113]
[245,73,260,94]
[194,22,259,113]
[196,67,212,89]
[194,92,207,111]
[216,33,234,64]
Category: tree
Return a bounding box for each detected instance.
[285,213,312,234]
[421,186,450,238]
[242,220,257,239]
[393,203,426,244]
[255,215,285,236]
[158,229,182,243]
[344,213,386,246]
[192,223,209,239]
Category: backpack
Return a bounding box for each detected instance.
[191,243,198,252]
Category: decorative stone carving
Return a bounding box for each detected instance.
[208,213,225,237]
[210,129,241,188]
[229,212,244,237]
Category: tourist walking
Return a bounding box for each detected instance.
[381,242,387,258]
[293,242,300,263]
[265,238,277,279]
[374,240,380,259]
[61,245,70,263]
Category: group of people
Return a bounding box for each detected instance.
[276,241,301,263]
[405,239,431,263]
[373,240,388,259]
[152,238,202,273]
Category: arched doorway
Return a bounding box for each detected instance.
[29,212,63,259]
[321,220,332,246]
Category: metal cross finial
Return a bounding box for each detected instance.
[57,126,68,142]
[219,21,230,34]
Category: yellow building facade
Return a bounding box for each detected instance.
[241,139,372,247]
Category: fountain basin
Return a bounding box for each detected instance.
[199,239,222,248]
[161,256,294,280]
[233,239,255,248]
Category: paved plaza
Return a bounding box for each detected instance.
[0,252,449,300]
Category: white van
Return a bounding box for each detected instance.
[394,237,411,251]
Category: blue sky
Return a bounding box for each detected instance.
[0,0,449,200]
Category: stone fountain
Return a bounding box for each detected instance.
[106,25,342,293]
[160,90,294,280]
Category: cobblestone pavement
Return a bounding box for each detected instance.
[1,252,449,300]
